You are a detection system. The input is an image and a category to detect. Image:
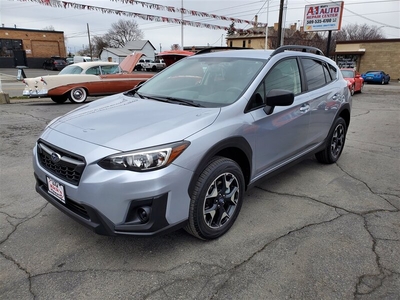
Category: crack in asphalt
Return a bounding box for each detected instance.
[336,163,399,212]
[0,202,49,299]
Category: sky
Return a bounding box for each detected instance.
[1,0,399,54]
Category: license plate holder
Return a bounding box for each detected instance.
[47,176,66,204]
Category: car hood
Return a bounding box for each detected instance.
[44,93,220,151]
[119,52,145,73]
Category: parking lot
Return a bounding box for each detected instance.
[1,80,399,299]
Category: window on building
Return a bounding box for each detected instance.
[243,40,246,48]
[0,38,23,57]
[230,41,233,47]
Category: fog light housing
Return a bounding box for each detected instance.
[138,207,151,223]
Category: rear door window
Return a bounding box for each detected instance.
[301,58,327,91]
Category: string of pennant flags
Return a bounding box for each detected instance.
[110,0,267,27]
[17,0,266,31]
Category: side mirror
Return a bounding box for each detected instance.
[263,89,294,115]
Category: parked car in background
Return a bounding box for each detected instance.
[23,53,154,104]
[66,57,74,65]
[341,68,364,95]
[73,56,92,63]
[144,59,166,71]
[32,45,351,240]
[361,70,390,84]
[42,57,67,71]
[135,58,152,71]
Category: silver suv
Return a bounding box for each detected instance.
[33,46,351,240]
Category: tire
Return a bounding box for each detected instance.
[68,87,87,103]
[350,85,355,96]
[315,117,347,164]
[50,95,68,104]
[151,66,157,72]
[184,157,244,240]
[381,78,385,85]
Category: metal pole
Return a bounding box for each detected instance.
[87,23,93,59]
[326,30,332,57]
[277,0,284,47]
[280,0,288,46]
[265,0,270,50]
[181,0,184,50]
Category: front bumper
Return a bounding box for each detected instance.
[35,174,187,236]
[33,138,193,237]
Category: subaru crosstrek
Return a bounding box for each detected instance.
[33,45,351,240]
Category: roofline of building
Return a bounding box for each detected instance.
[336,38,400,44]
[0,27,64,34]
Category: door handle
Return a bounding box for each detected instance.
[299,104,310,113]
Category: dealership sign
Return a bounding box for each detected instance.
[304,1,344,32]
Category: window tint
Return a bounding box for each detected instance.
[328,63,337,81]
[86,66,101,75]
[323,63,332,82]
[265,58,301,95]
[59,65,83,75]
[101,65,119,74]
[247,58,301,111]
[301,58,327,90]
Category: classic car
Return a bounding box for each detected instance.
[361,70,390,84]
[341,68,364,95]
[23,53,154,104]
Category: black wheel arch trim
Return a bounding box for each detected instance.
[188,136,252,196]
[336,103,351,129]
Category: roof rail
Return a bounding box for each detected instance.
[270,45,325,57]
[194,46,252,55]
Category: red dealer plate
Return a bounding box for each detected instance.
[47,176,66,204]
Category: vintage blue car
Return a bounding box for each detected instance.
[361,70,390,84]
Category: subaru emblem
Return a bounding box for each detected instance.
[51,152,61,163]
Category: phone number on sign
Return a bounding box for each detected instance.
[306,18,337,25]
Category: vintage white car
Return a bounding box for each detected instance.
[22,53,154,104]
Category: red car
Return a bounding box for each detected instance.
[341,68,364,96]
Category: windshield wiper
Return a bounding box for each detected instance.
[143,95,203,107]
[165,97,203,107]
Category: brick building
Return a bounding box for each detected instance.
[225,22,325,51]
[0,27,66,68]
[335,39,400,81]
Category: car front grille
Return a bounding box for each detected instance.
[37,140,86,186]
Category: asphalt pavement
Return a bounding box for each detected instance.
[0,69,399,299]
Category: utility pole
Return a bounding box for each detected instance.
[87,23,93,59]
[265,0,270,50]
[181,0,184,50]
[277,0,284,47]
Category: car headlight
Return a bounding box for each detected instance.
[98,141,190,172]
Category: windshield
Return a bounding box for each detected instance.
[137,56,266,108]
[59,65,84,75]
[366,71,381,75]
[341,70,354,78]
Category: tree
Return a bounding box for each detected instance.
[226,22,236,36]
[171,44,180,50]
[91,35,110,57]
[324,24,386,56]
[42,25,55,31]
[335,24,385,41]
[103,19,143,48]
